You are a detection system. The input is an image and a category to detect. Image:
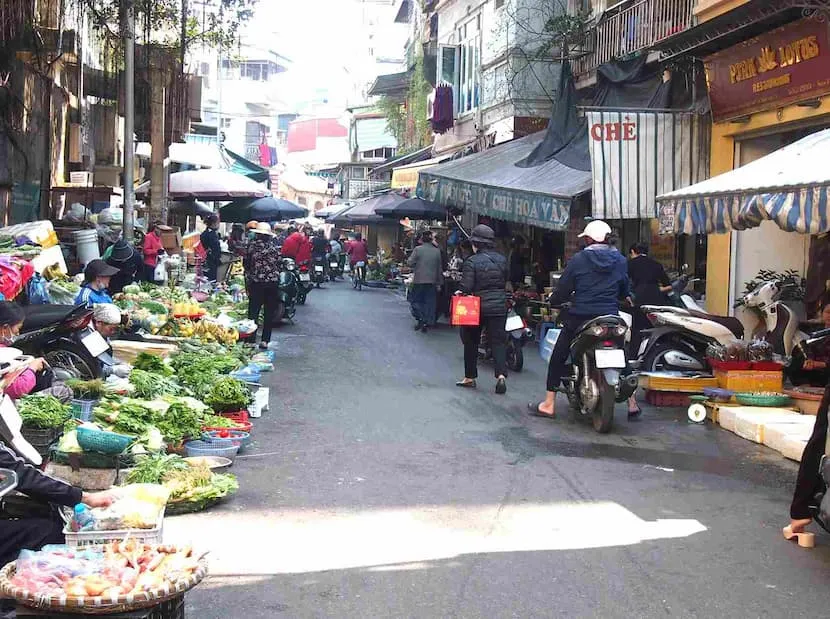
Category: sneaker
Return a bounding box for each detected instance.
[495,377,507,395]
[413,322,423,331]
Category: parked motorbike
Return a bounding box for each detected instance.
[636,279,820,380]
[277,257,298,322]
[554,310,639,434]
[14,305,110,380]
[295,260,314,304]
[312,255,327,288]
[479,296,533,372]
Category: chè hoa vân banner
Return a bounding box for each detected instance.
[586,111,710,221]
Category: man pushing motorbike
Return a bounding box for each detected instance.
[529,220,634,419]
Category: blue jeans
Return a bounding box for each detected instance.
[410,284,437,326]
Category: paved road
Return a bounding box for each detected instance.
[171,281,830,618]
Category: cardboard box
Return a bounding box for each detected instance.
[160,228,182,255]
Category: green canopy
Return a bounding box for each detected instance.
[224,148,270,184]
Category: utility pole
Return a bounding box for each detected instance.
[122,0,136,245]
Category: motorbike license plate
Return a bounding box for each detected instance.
[595,348,626,369]
[81,330,109,357]
[299,273,311,282]
[505,315,524,331]
[330,262,338,268]
[315,266,324,273]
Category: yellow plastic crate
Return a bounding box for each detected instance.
[644,375,719,392]
[715,370,783,393]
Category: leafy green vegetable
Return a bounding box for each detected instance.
[66,378,106,399]
[17,395,71,429]
[133,353,173,376]
[201,414,240,428]
[125,453,189,484]
[168,352,242,398]
[155,401,203,444]
[204,377,251,412]
[129,369,183,399]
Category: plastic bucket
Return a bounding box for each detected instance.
[74,229,101,265]
[70,398,97,421]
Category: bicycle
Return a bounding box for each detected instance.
[351,261,366,291]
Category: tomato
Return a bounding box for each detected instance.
[219,429,230,438]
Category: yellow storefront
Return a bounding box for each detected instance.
[700,16,830,314]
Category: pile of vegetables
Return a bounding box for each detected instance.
[65,378,107,400]
[17,395,71,429]
[129,369,183,399]
[125,454,238,510]
[133,352,173,377]
[168,352,242,398]
[204,377,251,412]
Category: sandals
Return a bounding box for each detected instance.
[783,524,816,548]
[527,402,555,419]
[456,379,477,389]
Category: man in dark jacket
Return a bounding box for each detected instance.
[0,443,114,568]
[531,220,632,419]
[408,231,444,332]
[456,225,509,395]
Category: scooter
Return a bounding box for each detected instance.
[14,305,110,380]
[295,260,314,305]
[555,310,639,434]
[328,254,343,281]
[312,255,327,288]
[637,279,807,375]
[277,258,298,322]
[479,296,533,372]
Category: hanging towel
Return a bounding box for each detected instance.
[259,143,271,166]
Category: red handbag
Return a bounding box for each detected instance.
[450,295,481,326]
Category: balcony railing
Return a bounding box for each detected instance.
[573,0,696,78]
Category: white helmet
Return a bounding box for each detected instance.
[578,220,612,243]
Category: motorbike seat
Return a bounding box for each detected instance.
[685,310,744,338]
[22,305,82,331]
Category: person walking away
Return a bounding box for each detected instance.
[455,225,509,395]
[142,221,170,282]
[75,259,119,307]
[311,229,329,276]
[408,230,443,332]
[200,215,222,282]
[104,239,142,294]
[276,226,296,252]
[530,220,632,419]
[0,302,73,402]
[347,233,369,280]
[246,223,282,349]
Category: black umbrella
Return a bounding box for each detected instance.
[169,200,214,217]
[375,197,447,220]
[220,197,308,223]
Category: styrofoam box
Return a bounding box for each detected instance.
[781,436,810,462]
[717,406,739,432]
[732,408,802,444]
[764,420,815,461]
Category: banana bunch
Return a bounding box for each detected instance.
[190,320,239,346]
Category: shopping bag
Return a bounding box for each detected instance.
[450,295,481,327]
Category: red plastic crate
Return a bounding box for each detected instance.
[218,409,250,425]
[644,390,691,407]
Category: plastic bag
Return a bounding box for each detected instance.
[27,273,51,304]
[48,281,79,305]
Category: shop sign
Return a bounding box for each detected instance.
[705,18,830,122]
[586,111,710,221]
[417,176,570,231]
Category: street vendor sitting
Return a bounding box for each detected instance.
[0,302,73,402]
[0,441,115,579]
[75,259,119,307]
[91,304,131,379]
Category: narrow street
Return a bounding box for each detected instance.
[170,283,830,618]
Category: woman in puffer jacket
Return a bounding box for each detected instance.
[455,225,509,395]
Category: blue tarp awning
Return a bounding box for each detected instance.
[224,149,270,184]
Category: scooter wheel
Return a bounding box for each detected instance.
[688,403,707,423]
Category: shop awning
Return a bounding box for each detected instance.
[391,154,456,189]
[416,132,591,231]
[224,149,270,183]
[658,128,830,235]
[329,194,403,224]
[169,142,227,169]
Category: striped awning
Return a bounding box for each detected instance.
[658,128,830,234]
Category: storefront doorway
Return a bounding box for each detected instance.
[729,124,830,315]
